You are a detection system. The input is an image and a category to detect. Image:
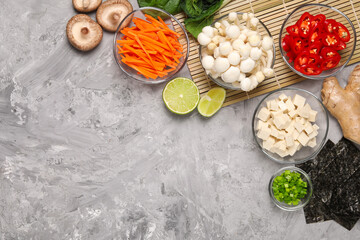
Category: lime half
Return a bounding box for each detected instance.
[163,77,200,115]
[197,87,226,117]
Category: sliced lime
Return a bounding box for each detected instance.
[197,87,226,117]
[162,77,200,115]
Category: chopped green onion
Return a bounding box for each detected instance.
[272,170,308,206]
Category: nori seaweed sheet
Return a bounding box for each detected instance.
[297,140,335,180]
[314,138,360,205]
[297,138,360,230]
[329,168,360,218]
[297,140,335,223]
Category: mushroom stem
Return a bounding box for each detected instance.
[82,0,90,8]
[81,27,89,35]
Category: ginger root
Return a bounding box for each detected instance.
[321,64,360,144]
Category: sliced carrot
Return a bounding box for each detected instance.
[116,15,183,79]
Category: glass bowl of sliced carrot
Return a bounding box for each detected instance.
[113,7,190,84]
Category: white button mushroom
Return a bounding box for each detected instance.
[250,47,262,61]
[263,67,274,77]
[238,72,246,82]
[207,42,217,51]
[228,12,238,22]
[250,17,259,29]
[221,19,230,28]
[240,77,252,92]
[212,35,220,45]
[249,75,258,90]
[218,36,226,43]
[248,33,261,47]
[242,13,249,21]
[262,36,274,51]
[226,25,240,39]
[232,39,244,51]
[197,32,211,46]
[255,71,265,83]
[238,33,247,42]
[219,42,233,56]
[240,58,256,73]
[228,51,241,65]
[201,55,215,70]
[214,57,230,73]
[215,22,221,29]
[202,26,214,38]
[239,43,251,59]
[221,66,240,83]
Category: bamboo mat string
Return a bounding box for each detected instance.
[249,0,255,13]
[349,0,360,31]
[282,0,289,16]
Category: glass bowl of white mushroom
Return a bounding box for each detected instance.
[198,12,276,91]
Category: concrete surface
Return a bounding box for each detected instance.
[0,0,359,239]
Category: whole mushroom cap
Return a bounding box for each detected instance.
[72,0,102,13]
[66,14,103,51]
[96,0,133,32]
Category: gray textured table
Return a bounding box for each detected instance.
[1,0,359,239]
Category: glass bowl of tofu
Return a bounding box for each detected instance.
[252,88,329,164]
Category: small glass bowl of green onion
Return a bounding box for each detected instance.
[269,166,313,211]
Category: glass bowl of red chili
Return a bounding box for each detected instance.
[279,4,356,80]
[269,166,313,211]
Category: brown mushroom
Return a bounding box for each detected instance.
[66,14,103,51]
[72,0,102,13]
[96,0,133,32]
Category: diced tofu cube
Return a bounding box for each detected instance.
[256,120,266,130]
[307,137,317,148]
[293,94,306,108]
[257,107,271,122]
[285,99,295,111]
[270,126,279,138]
[278,93,288,101]
[292,129,300,140]
[281,115,291,129]
[273,114,286,129]
[308,130,318,139]
[288,109,298,118]
[285,120,295,133]
[298,106,310,118]
[270,111,283,119]
[288,141,300,156]
[263,137,276,151]
[313,124,319,131]
[276,149,289,158]
[295,116,306,125]
[268,118,274,126]
[308,110,318,122]
[278,101,287,112]
[274,140,287,151]
[298,131,310,146]
[266,100,271,109]
[269,99,279,111]
[285,134,294,147]
[304,121,314,135]
[294,121,304,132]
[277,130,286,140]
[257,127,271,140]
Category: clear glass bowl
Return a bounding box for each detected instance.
[279,3,357,80]
[199,12,276,90]
[252,88,329,164]
[113,7,189,84]
[269,166,313,211]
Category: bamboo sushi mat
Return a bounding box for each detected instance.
[171,0,360,107]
